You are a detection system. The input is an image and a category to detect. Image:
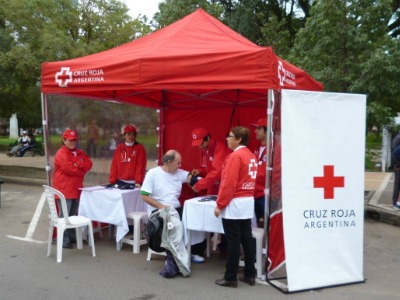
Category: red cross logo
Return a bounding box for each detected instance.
[313,165,345,199]
[55,67,72,87]
[278,61,286,86]
[248,159,258,179]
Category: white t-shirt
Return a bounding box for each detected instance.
[141,166,189,214]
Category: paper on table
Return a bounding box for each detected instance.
[79,186,106,191]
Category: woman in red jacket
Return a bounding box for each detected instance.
[53,129,93,249]
[214,126,257,288]
[109,124,147,187]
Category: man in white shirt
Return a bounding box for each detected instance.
[141,149,206,264]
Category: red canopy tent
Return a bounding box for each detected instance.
[41,8,323,170]
[41,8,323,279]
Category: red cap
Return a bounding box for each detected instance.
[191,127,208,146]
[63,129,78,140]
[124,124,137,134]
[252,117,267,127]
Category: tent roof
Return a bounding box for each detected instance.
[41,8,323,108]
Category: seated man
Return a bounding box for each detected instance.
[8,131,29,157]
[18,133,36,157]
[141,150,206,276]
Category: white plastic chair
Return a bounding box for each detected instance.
[206,232,220,257]
[119,211,148,253]
[43,185,96,263]
[147,248,167,261]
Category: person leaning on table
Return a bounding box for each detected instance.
[189,127,231,258]
[53,129,93,249]
[214,126,257,288]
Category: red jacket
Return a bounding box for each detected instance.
[53,145,93,199]
[194,138,231,194]
[254,144,268,199]
[109,142,147,184]
[217,147,257,210]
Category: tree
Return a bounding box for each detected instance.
[290,0,400,126]
[154,0,223,28]
[0,0,151,129]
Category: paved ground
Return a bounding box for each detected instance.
[1,153,400,299]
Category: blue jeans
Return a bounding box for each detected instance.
[222,218,256,280]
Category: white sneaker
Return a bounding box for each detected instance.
[393,203,400,210]
[191,254,205,263]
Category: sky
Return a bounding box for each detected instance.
[124,0,164,19]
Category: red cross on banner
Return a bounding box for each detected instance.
[313,165,345,199]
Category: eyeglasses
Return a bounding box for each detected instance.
[227,135,235,138]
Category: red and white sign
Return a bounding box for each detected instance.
[281,90,365,292]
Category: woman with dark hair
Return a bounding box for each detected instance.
[214,126,257,288]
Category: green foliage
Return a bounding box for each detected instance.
[290,0,400,131]
[365,132,383,171]
[0,0,151,127]
[154,0,223,28]
[367,102,394,132]
[0,137,16,151]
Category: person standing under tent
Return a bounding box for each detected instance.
[53,129,93,249]
[189,127,231,257]
[251,117,268,227]
[108,124,147,188]
[189,127,231,195]
[214,126,257,288]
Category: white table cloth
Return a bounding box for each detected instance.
[79,186,146,243]
[182,196,224,247]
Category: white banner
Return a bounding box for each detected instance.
[281,90,365,292]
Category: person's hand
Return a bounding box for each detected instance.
[191,169,200,176]
[192,186,199,193]
[214,207,221,218]
[189,174,199,186]
[135,183,141,188]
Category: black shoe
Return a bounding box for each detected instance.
[215,278,238,288]
[63,243,73,249]
[239,275,256,286]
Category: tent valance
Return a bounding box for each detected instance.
[41,8,323,109]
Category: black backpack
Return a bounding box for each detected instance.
[146,212,166,253]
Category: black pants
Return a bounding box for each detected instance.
[222,218,256,281]
[392,169,400,205]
